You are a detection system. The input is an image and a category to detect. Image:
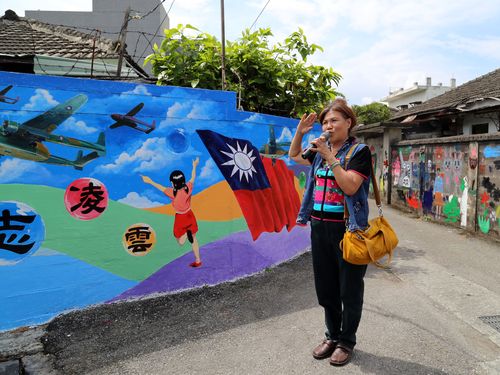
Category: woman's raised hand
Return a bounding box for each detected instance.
[297,113,317,135]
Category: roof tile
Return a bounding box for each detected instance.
[391,68,500,120]
[0,17,120,59]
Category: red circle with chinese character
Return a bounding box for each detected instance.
[122,223,156,256]
[64,178,109,220]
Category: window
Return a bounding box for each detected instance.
[471,123,489,134]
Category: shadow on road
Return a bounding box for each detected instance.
[44,251,319,373]
[354,350,448,375]
[372,246,428,277]
[43,244,434,374]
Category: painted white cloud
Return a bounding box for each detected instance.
[123,85,152,96]
[59,116,98,135]
[242,113,266,123]
[118,192,163,208]
[277,127,293,143]
[186,105,204,119]
[198,158,221,184]
[160,101,217,129]
[22,89,58,110]
[0,159,50,183]
[186,103,216,119]
[95,137,173,174]
[167,102,191,118]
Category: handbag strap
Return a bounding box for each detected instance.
[343,144,358,220]
[343,145,383,220]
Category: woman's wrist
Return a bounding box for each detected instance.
[329,158,341,169]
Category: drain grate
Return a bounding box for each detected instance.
[479,315,500,333]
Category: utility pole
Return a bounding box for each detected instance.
[220,0,226,90]
[116,6,131,77]
[90,30,99,79]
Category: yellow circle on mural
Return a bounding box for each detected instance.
[122,223,156,256]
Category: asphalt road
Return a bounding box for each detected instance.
[32,202,500,374]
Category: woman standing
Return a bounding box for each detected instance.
[289,99,372,366]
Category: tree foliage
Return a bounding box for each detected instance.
[352,102,392,125]
[145,25,341,117]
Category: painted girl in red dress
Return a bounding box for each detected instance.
[142,157,201,267]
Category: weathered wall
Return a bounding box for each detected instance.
[390,138,500,240]
[367,137,384,197]
[0,72,318,331]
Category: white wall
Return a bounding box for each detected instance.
[384,85,452,109]
[462,113,498,135]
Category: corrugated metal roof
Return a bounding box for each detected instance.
[391,68,500,120]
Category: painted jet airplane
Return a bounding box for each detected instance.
[109,102,155,134]
[0,85,19,104]
[0,94,105,170]
[259,125,291,158]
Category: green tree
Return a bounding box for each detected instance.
[352,102,391,125]
[145,25,341,117]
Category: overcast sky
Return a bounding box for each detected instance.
[3,0,500,105]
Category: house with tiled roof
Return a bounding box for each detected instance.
[25,0,169,76]
[353,68,500,228]
[0,10,149,80]
[390,68,500,138]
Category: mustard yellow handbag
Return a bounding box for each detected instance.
[340,146,398,267]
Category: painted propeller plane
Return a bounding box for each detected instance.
[259,125,291,158]
[0,94,105,170]
[109,102,155,134]
[0,85,19,104]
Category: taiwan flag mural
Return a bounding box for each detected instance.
[196,130,300,240]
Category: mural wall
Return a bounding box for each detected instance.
[390,142,500,240]
[367,138,384,197]
[0,71,321,331]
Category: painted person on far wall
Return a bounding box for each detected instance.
[289,98,372,367]
[141,157,202,267]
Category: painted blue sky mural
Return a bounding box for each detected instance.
[0,72,321,208]
[0,71,320,331]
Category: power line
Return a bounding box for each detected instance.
[139,0,168,20]
[250,0,271,30]
[17,1,176,79]
[135,0,176,65]
[26,19,88,76]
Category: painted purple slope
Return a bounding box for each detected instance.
[110,225,310,302]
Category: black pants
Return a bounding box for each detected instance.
[310,218,367,349]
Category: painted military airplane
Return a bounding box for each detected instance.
[109,102,155,134]
[0,85,19,104]
[259,125,291,158]
[0,94,105,170]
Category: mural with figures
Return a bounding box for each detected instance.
[390,142,500,239]
[0,71,321,331]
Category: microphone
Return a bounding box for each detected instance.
[301,131,331,159]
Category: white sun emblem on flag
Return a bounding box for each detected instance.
[220,141,257,182]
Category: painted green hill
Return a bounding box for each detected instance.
[0,184,247,281]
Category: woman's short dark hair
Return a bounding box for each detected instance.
[318,98,357,134]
